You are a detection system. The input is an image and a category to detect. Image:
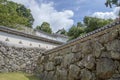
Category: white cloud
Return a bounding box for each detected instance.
[92,7,120,19]
[8,0,74,32]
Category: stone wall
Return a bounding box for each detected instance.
[37,22,120,80]
[0,41,45,73]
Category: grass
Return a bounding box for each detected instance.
[0,72,40,80]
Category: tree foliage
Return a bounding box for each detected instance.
[67,17,113,40]
[77,22,84,27]
[105,0,120,8]
[0,0,34,28]
[67,23,85,40]
[56,28,67,36]
[83,16,113,33]
[36,22,52,34]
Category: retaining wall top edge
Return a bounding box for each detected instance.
[45,21,120,54]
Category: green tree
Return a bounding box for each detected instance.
[67,24,85,40]
[56,28,67,36]
[16,5,34,27]
[77,22,84,27]
[0,0,34,28]
[83,16,113,33]
[105,0,120,8]
[36,22,52,34]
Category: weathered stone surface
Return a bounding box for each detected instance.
[62,48,71,54]
[41,55,49,63]
[108,74,120,80]
[80,69,93,80]
[38,24,120,80]
[93,42,104,58]
[100,51,111,58]
[56,68,67,80]
[118,64,120,73]
[108,78,120,80]
[63,53,74,67]
[99,29,118,44]
[49,53,56,61]
[54,56,63,66]
[0,42,44,73]
[110,51,120,60]
[0,23,120,80]
[45,71,54,80]
[45,62,54,71]
[0,56,4,66]
[37,65,44,73]
[114,61,120,71]
[73,52,82,62]
[68,64,80,79]
[40,71,48,80]
[81,41,93,54]
[85,55,95,69]
[71,43,82,53]
[106,39,120,52]
[71,45,77,53]
[0,67,9,72]
[12,64,20,70]
[96,58,115,79]
[77,55,95,70]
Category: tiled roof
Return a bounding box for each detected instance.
[35,29,68,38]
[45,21,120,54]
[0,26,64,45]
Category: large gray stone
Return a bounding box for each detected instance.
[37,65,44,73]
[81,41,93,55]
[114,61,120,72]
[73,52,82,62]
[71,44,81,53]
[106,39,120,52]
[54,56,63,66]
[93,42,104,58]
[45,71,54,80]
[56,68,67,80]
[45,62,54,71]
[77,54,95,70]
[0,56,4,66]
[100,51,111,58]
[71,45,77,53]
[68,64,80,80]
[110,51,120,60]
[40,71,48,80]
[108,74,120,80]
[80,69,93,80]
[99,30,118,44]
[63,53,74,68]
[96,58,115,79]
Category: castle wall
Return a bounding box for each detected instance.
[0,41,45,73]
[0,26,63,74]
[0,22,120,80]
[0,31,57,49]
[37,22,120,80]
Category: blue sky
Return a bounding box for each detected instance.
[9,0,120,32]
[48,0,112,22]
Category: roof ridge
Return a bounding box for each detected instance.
[0,26,64,44]
[45,21,120,54]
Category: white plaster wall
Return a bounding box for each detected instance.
[36,32,56,40]
[56,37,68,42]
[36,32,68,42]
[0,32,58,49]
